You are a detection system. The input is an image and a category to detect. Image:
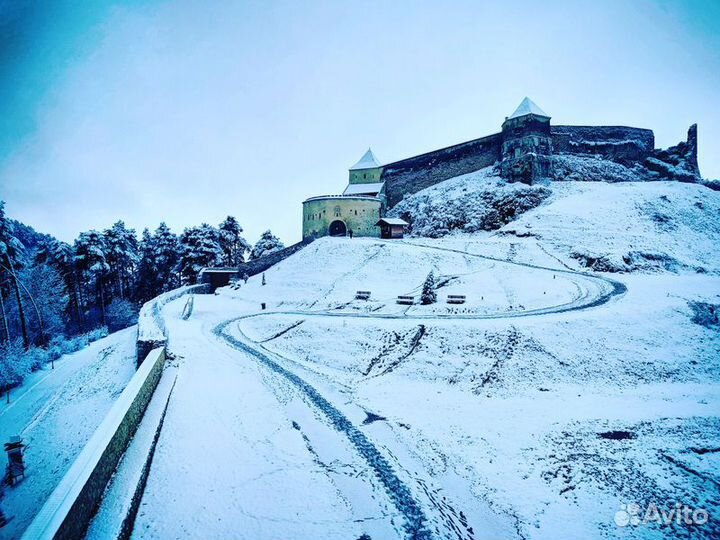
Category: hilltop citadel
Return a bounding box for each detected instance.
[302,97,701,240]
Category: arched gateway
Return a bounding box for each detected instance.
[329,220,347,237]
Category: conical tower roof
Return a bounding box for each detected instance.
[507,97,550,120]
[349,148,381,170]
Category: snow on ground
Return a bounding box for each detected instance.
[238,271,720,539]
[221,236,594,317]
[500,181,720,273]
[126,201,719,540]
[388,167,551,237]
[0,327,136,539]
[132,296,428,540]
[389,167,720,274]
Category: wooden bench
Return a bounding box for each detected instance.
[355,290,371,300]
[397,295,415,305]
[447,295,466,304]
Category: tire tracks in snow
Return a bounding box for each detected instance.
[213,318,434,540]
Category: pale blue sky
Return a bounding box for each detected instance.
[1,0,719,245]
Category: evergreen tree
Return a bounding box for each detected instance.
[135,222,180,301]
[153,222,180,292]
[74,230,110,327]
[218,216,250,266]
[0,201,29,347]
[104,221,139,299]
[250,230,285,260]
[175,224,224,284]
[36,239,83,331]
[134,228,157,303]
[420,271,437,305]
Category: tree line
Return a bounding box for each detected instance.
[0,201,284,352]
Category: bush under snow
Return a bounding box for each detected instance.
[0,327,109,390]
[388,167,550,237]
[551,154,648,183]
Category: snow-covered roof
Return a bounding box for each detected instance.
[342,182,384,196]
[349,148,381,170]
[507,97,550,120]
[376,218,408,226]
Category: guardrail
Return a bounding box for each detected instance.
[21,347,167,540]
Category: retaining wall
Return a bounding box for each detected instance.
[21,347,167,540]
[136,284,208,364]
[236,239,313,278]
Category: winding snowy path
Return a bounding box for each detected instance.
[129,240,628,539]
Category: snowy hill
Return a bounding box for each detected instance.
[186,230,720,540]
[388,166,720,273]
[24,175,717,539]
[502,181,720,273]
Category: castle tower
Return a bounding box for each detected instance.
[501,97,553,184]
[348,148,382,185]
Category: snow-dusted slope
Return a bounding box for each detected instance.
[388,164,720,273]
[502,181,720,273]
[0,328,136,539]
[387,167,550,237]
[219,236,611,317]
[123,228,716,540]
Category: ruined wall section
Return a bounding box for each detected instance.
[646,124,701,183]
[551,125,655,164]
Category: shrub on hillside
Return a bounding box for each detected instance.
[0,339,27,390]
[688,301,719,328]
[1,327,109,391]
[389,173,550,238]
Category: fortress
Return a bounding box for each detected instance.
[302,98,701,240]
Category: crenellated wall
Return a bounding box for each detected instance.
[381,133,502,208]
[237,239,315,278]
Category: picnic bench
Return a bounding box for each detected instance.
[355,290,371,300]
[447,295,466,305]
[396,295,415,305]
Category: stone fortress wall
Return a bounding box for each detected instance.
[379,109,700,208]
[381,133,502,208]
[301,98,705,241]
[550,125,655,163]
